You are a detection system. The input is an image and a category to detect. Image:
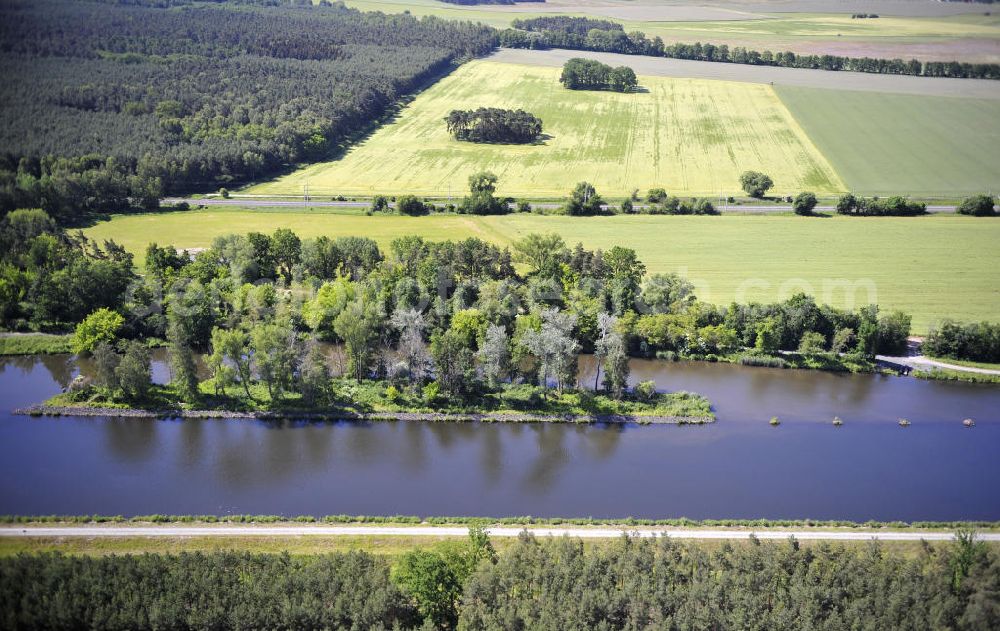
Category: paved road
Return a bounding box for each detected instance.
[1,526,994,541]
[166,198,958,214]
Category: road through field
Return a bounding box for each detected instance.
[1,526,996,542]
[487,48,1000,99]
[167,198,960,213]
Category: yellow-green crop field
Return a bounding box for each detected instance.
[84,210,1000,333]
[248,60,844,198]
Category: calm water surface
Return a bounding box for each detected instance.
[0,353,998,521]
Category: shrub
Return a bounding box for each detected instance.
[72,308,124,354]
[385,385,401,403]
[797,331,827,354]
[792,191,818,215]
[370,195,390,213]
[956,194,996,216]
[396,194,426,215]
[693,198,717,215]
[422,381,442,405]
[219,187,230,199]
[634,380,657,401]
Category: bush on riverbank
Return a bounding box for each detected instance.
[731,351,875,372]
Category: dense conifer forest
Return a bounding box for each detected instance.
[1,532,998,630]
[0,0,495,221]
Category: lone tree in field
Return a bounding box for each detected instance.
[792,191,818,215]
[740,171,774,198]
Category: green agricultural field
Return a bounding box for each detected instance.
[249,60,843,198]
[84,210,1000,333]
[630,13,1000,55]
[776,86,1000,196]
[340,0,1000,63]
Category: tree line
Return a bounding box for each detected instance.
[1,530,997,630]
[445,108,543,144]
[0,0,495,223]
[499,17,1000,79]
[559,58,638,92]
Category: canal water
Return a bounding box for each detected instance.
[0,353,997,521]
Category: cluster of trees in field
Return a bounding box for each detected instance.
[559,58,638,92]
[0,0,495,222]
[836,194,927,216]
[511,16,621,36]
[445,109,543,144]
[4,208,919,412]
[2,530,998,630]
[499,17,1000,79]
[851,13,880,18]
[925,320,1000,363]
